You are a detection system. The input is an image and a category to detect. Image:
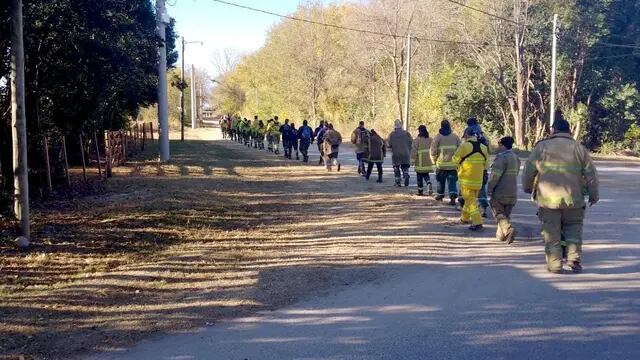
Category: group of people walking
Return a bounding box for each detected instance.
[221,115,344,170]
[221,112,599,274]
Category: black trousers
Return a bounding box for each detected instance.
[366,162,383,179]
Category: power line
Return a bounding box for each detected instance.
[209,0,512,47]
[594,42,640,50]
[444,0,522,26]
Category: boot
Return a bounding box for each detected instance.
[337,162,341,172]
[469,224,484,231]
[404,175,410,187]
[505,228,517,245]
[435,195,444,201]
[449,197,456,206]
[427,183,433,196]
[417,188,424,196]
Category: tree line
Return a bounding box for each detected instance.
[213,0,640,153]
[0,0,178,213]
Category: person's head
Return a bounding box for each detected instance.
[370,129,378,137]
[291,123,296,129]
[319,120,325,126]
[551,110,571,134]
[303,119,308,126]
[328,123,334,129]
[394,119,402,129]
[359,121,365,129]
[467,117,478,127]
[254,115,258,120]
[274,116,279,121]
[463,126,480,139]
[259,120,264,127]
[498,136,515,151]
[418,125,429,138]
[441,119,451,130]
[284,118,289,124]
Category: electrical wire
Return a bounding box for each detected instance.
[444,0,522,26]
[209,0,512,47]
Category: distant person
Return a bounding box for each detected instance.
[487,136,520,244]
[288,123,300,160]
[323,123,342,172]
[364,129,385,182]
[387,119,413,187]
[453,126,489,231]
[298,120,314,163]
[256,120,266,150]
[314,121,327,165]
[522,113,599,274]
[271,118,281,155]
[351,121,369,176]
[411,125,434,196]
[431,120,461,205]
[280,118,291,158]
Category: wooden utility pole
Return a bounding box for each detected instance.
[180,36,186,141]
[156,0,170,161]
[550,14,559,129]
[403,33,412,131]
[10,0,30,238]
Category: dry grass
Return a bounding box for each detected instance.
[0,130,540,359]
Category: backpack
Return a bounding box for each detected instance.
[459,140,487,164]
[358,129,370,147]
[300,126,312,140]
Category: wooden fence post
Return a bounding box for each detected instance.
[62,136,71,187]
[79,134,87,182]
[142,122,146,151]
[43,136,52,193]
[94,132,103,179]
[104,131,112,178]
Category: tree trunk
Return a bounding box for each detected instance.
[514,32,527,148]
[10,0,30,238]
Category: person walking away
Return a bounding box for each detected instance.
[411,125,434,196]
[271,119,281,155]
[465,117,491,217]
[431,120,461,205]
[323,124,342,171]
[289,123,300,160]
[280,118,291,158]
[251,115,260,148]
[298,120,314,163]
[257,120,266,150]
[365,129,385,182]
[351,121,369,176]
[453,127,489,231]
[387,119,413,187]
[314,121,327,165]
[488,136,520,244]
[522,113,599,273]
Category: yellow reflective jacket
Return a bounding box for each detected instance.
[453,137,489,190]
[431,133,461,170]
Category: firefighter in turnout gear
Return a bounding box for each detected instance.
[364,129,385,182]
[522,113,599,274]
[411,125,434,196]
[387,119,413,187]
[351,121,369,176]
[488,136,520,244]
[453,126,490,231]
[431,120,461,204]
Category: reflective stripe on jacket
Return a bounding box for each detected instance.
[453,137,489,190]
[431,133,461,170]
[522,133,599,209]
[411,137,433,173]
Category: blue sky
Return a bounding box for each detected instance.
[168,0,316,75]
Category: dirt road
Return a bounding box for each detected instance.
[2,127,639,359]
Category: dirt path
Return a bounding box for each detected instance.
[2,128,639,359]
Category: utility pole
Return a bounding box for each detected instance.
[403,33,412,131]
[550,14,559,129]
[191,64,197,130]
[180,36,186,141]
[156,0,170,161]
[10,0,30,240]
